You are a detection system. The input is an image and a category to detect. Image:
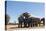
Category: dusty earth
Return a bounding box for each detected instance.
[5,25,45,31]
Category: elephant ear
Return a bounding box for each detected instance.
[18,15,24,21]
[22,12,30,18]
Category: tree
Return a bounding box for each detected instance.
[5,14,10,25]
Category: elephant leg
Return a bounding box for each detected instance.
[18,21,21,28]
[30,23,32,27]
[31,23,33,27]
[28,23,30,27]
[33,23,34,27]
[24,22,27,27]
[39,22,41,27]
[18,23,20,28]
[26,23,28,28]
[26,22,28,28]
[31,24,32,27]
[27,23,29,27]
[21,22,23,28]
[21,23,22,28]
[24,22,26,27]
[35,23,37,27]
[24,22,25,27]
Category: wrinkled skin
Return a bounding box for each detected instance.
[28,17,40,27]
[18,16,41,28]
[18,12,41,28]
[18,16,24,28]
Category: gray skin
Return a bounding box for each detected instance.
[28,17,40,27]
[18,16,40,28]
[18,15,25,28]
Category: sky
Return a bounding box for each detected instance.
[6,1,45,23]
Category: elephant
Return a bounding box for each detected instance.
[23,18,30,28]
[18,16,41,28]
[18,15,25,28]
[18,12,41,28]
[27,17,40,27]
[18,15,30,28]
[41,18,45,26]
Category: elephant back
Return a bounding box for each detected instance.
[18,16,24,22]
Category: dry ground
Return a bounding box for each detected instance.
[5,24,45,31]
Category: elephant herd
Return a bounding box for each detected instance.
[5,12,45,28]
[18,15,44,28]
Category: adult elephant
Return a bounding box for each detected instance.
[22,12,30,27]
[18,15,25,28]
[18,12,30,28]
[28,17,40,27]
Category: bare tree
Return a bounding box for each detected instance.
[5,14,10,25]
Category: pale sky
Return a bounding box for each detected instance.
[6,1,45,23]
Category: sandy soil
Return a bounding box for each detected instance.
[6,25,44,31]
[6,25,18,30]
